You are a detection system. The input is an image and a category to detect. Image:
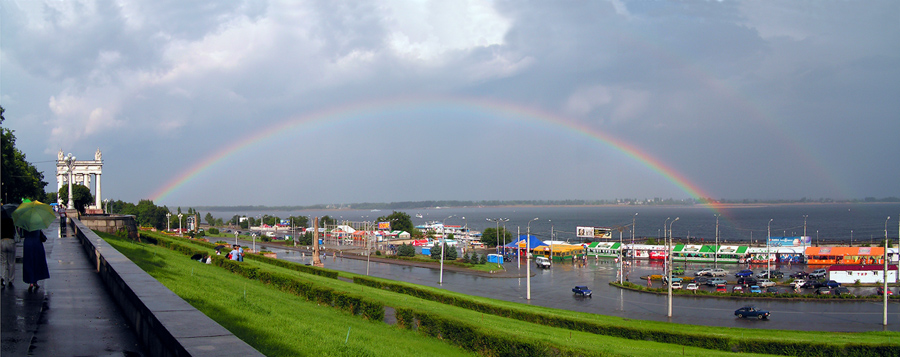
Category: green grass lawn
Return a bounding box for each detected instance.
[103,232,900,356]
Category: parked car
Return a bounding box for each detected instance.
[765,286,780,294]
[732,285,743,293]
[664,276,683,284]
[671,281,683,289]
[833,287,851,296]
[790,271,810,279]
[809,268,827,279]
[757,270,784,279]
[877,286,893,296]
[791,279,807,289]
[695,268,713,276]
[706,278,727,286]
[735,269,754,278]
[708,268,728,277]
[822,280,841,288]
[694,276,709,285]
[737,277,758,286]
[801,280,823,289]
[715,284,727,293]
[685,283,699,291]
[758,279,776,287]
[815,287,832,295]
[749,285,762,293]
[734,306,770,319]
[572,286,592,297]
[672,266,685,275]
[535,256,551,269]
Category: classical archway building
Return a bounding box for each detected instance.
[56,149,104,212]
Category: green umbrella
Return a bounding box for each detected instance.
[12,200,56,232]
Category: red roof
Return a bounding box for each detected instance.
[828,264,898,271]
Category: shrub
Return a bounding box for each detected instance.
[397,243,416,257]
[208,228,220,235]
[375,250,382,256]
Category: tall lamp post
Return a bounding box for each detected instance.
[65,153,76,211]
[667,217,679,317]
[487,218,508,260]
[631,213,638,263]
[439,215,455,285]
[166,213,171,232]
[767,219,773,277]
[526,217,538,300]
[178,213,183,237]
[714,214,720,267]
[884,216,891,326]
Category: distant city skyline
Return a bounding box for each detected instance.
[2,1,897,207]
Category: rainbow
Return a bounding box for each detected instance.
[149,96,730,214]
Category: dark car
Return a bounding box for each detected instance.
[735,269,754,278]
[734,306,770,319]
[833,287,851,296]
[790,271,810,279]
[801,280,823,289]
[737,277,758,286]
[572,286,592,297]
[822,280,841,288]
[815,287,832,295]
[694,276,709,284]
[765,286,780,294]
[757,270,784,279]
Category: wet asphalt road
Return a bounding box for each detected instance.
[269,246,900,332]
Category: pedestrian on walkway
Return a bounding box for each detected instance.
[229,245,241,261]
[22,228,50,292]
[237,245,244,262]
[1,209,18,287]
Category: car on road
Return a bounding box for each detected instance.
[735,269,754,278]
[535,256,551,269]
[877,286,893,296]
[765,286,780,294]
[572,286,592,297]
[735,306,770,319]
[833,287,851,296]
[706,278,727,286]
[695,268,713,276]
[664,276,683,284]
[790,271,810,279]
[809,268,827,279]
[736,277,758,286]
[708,268,728,277]
[802,280,824,289]
[749,285,762,293]
[815,287,832,295]
[757,270,784,279]
[685,283,699,291]
[671,281,683,289]
[822,280,841,288]
[715,284,727,293]
[791,279,806,289]
[694,276,709,285]
[758,279,776,287]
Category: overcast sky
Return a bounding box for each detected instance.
[2,0,898,207]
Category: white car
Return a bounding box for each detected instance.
[685,283,699,291]
[671,281,683,289]
[709,268,728,277]
[695,268,712,276]
[791,279,806,289]
[535,256,551,269]
[758,279,776,287]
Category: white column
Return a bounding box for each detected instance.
[95,173,102,207]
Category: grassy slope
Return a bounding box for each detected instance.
[105,232,898,355]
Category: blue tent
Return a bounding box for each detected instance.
[504,234,547,248]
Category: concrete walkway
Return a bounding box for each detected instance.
[1,217,146,356]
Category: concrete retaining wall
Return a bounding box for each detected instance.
[80,215,139,239]
[71,219,264,357]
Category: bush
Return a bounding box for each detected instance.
[429,243,457,260]
[208,228,220,235]
[479,253,487,265]
[375,250,382,256]
[397,243,416,257]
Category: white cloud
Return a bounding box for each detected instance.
[564,85,649,124]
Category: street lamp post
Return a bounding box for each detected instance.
[631,213,638,263]
[166,213,171,232]
[178,213,183,237]
[803,215,809,237]
[767,219,773,277]
[884,216,890,326]
[527,217,538,300]
[234,231,238,246]
[65,153,76,211]
[667,217,679,318]
[714,214,720,267]
[439,215,455,285]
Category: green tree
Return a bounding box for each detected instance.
[481,227,512,247]
[1,106,47,203]
[58,184,94,214]
[205,212,215,226]
[397,243,415,257]
[320,215,336,228]
[375,211,414,232]
[430,243,457,260]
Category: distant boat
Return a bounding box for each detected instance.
[370,209,381,212]
[416,213,423,218]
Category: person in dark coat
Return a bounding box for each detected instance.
[22,229,49,291]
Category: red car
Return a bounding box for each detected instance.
[715,284,727,293]
[877,286,893,296]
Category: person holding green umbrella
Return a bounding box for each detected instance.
[12,199,53,291]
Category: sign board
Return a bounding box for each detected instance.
[767,236,812,247]
[378,221,391,230]
[577,226,612,239]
